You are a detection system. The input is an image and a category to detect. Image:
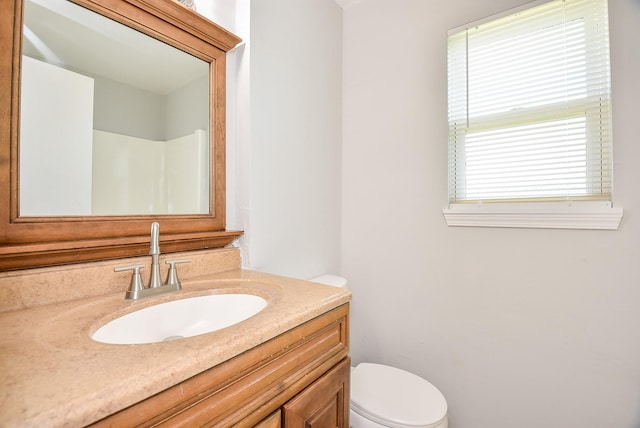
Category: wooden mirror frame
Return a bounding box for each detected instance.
[0,0,243,271]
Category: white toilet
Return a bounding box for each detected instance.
[310,275,449,428]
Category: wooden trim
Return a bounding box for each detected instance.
[0,0,242,271]
[0,230,243,271]
[124,0,242,52]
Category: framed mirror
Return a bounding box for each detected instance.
[0,0,243,270]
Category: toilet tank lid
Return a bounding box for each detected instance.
[309,274,347,287]
[351,363,447,428]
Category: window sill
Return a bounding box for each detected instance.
[442,202,623,230]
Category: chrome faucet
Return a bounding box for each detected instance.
[114,222,191,300]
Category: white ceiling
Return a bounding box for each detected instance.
[22,0,208,95]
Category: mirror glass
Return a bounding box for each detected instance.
[20,0,210,216]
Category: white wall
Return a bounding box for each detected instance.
[246,0,343,278]
[20,56,94,216]
[200,0,342,279]
[341,1,640,427]
[195,0,248,252]
[93,74,207,141]
[93,76,164,140]
[207,0,640,425]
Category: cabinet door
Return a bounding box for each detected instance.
[255,410,281,428]
[283,358,350,428]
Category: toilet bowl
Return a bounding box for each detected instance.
[310,275,449,428]
[350,363,448,428]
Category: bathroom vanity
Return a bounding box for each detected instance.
[0,249,351,427]
[92,305,350,427]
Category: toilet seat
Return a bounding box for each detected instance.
[351,363,448,428]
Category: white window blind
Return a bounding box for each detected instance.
[447,0,612,204]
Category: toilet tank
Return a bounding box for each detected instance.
[310,274,347,288]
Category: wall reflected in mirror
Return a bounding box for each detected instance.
[20,0,210,216]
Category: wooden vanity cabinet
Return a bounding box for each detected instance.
[91,304,350,427]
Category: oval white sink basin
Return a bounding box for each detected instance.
[92,294,267,344]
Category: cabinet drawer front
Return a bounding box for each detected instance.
[91,304,349,427]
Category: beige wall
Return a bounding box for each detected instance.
[341,0,640,427]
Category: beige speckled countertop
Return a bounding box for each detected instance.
[0,268,351,427]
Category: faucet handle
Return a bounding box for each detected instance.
[164,259,191,289]
[115,264,146,300]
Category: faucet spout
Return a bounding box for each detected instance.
[149,221,160,256]
[148,222,163,288]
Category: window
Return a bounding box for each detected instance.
[444,0,622,229]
